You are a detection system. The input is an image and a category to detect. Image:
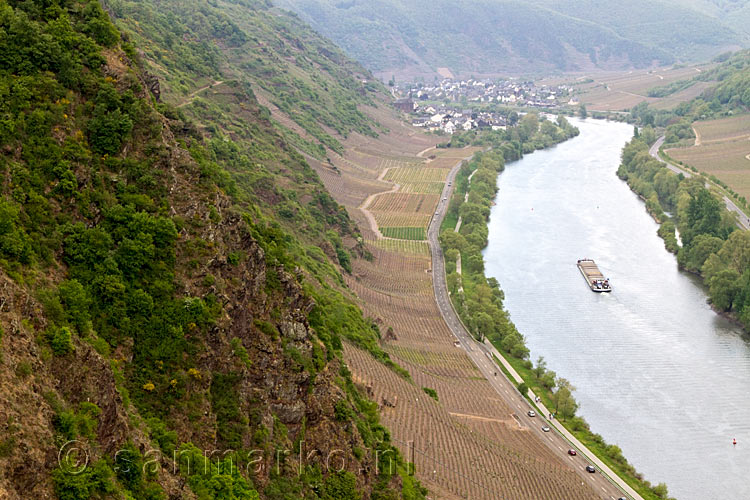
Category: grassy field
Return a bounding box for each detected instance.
[380,226,427,240]
[667,114,750,200]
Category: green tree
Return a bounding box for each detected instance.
[540,369,556,389]
[717,230,750,274]
[472,311,493,341]
[58,279,92,334]
[680,234,723,272]
[82,0,120,46]
[652,482,670,499]
[518,113,539,142]
[87,108,133,156]
[517,381,528,395]
[708,268,741,311]
[552,378,577,421]
[684,189,724,246]
[50,326,75,355]
[533,356,546,379]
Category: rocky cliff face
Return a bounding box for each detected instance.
[0,1,417,499]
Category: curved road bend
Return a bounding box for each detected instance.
[650,136,750,230]
[427,155,640,500]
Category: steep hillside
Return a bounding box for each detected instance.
[0,1,424,499]
[104,0,385,158]
[663,0,750,37]
[528,0,742,61]
[275,0,745,79]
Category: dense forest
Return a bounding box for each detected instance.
[618,132,750,328]
[0,1,426,499]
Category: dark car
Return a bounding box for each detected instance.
[567,449,577,456]
[585,465,596,473]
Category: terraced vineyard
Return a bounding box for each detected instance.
[372,212,432,228]
[399,181,446,194]
[567,65,713,111]
[385,166,451,183]
[379,158,424,171]
[300,112,604,498]
[369,193,440,213]
[370,238,430,255]
[306,154,391,207]
[666,114,750,200]
[380,226,427,240]
[345,344,600,500]
[693,114,750,144]
[425,157,468,169]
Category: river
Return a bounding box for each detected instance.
[483,118,750,500]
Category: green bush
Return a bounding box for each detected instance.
[176,443,260,500]
[421,387,438,401]
[334,399,354,422]
[147,417,178,455]
[87,108,133,156]
[231,337,252,369]
[322,471,360,500]
[53,460,117,500]
[50,326,75,355]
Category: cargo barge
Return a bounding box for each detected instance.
[577,259,611,292]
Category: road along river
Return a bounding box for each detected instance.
[483,118,750,500]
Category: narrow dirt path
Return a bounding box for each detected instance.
[177,80,224,108]
[693,125,702,146]
[448,412,511,424]
[359,182,401,240]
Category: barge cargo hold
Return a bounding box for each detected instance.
[577,259,612,292]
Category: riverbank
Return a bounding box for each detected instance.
[429,118,642,499]
[441,119,678,500]
[617,129,750,331]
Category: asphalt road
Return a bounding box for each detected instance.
[650,136,750,230]
[426,154,637,500]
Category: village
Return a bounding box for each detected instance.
[392,78,573,134]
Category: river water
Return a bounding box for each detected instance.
[483,118,750,500]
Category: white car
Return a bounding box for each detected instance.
[541,426,551,432]
[527,410,536,417]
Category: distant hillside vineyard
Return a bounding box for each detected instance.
[275,0,748,79]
